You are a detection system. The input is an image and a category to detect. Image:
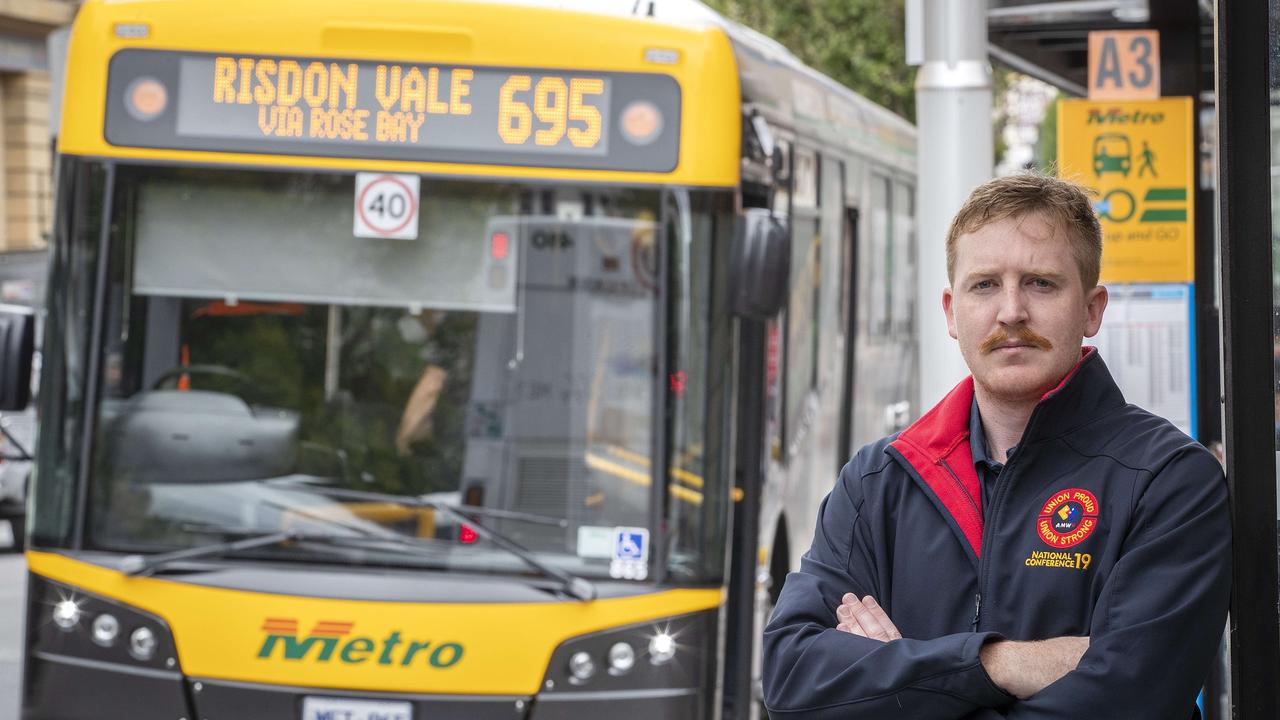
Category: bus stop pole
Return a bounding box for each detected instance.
[908,0,992,409]
[1214,0,1280,716]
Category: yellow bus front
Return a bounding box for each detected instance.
[24,2,743,718]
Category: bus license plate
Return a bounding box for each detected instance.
[301,697,413,720]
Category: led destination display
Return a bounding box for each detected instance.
[105,49,681,172]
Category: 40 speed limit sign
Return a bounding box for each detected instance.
[354,172,420,240]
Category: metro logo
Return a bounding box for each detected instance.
[1086,107,1165,126]
[257,618,464,668]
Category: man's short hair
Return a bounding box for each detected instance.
[946,173,1102,289]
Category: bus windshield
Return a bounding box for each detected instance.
[81,165,675,580]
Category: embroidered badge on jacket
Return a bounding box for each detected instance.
[1036,488,1100,549]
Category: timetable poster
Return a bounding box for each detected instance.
[1089,283,1194,436]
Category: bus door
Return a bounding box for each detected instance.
[461,209,657,553]
[837,205,860,468]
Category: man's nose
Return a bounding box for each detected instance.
[995,285,1029,326]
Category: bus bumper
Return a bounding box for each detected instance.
[23,651,190,720]
[23,654,706,720]
[22,571,716,719]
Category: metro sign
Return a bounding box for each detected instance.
[257,618,464,669]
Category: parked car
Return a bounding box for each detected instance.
[0,249,47,551]
[0,406,34,551]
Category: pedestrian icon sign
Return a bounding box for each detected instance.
[1137,142,1157,178]
[1058,97,1194,284]
[1091,134,1161,180]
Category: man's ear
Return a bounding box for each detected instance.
[943,286,958,339]
[1083,284,1108,338]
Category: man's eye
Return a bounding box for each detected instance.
[972,280,994,290]
[1030,278,1055,289]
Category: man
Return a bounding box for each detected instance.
[762,174,1230,719]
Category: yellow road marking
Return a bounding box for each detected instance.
[584,452,704,506]
[604,444,705,488]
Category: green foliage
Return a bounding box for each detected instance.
[181,305,476,497]
[705,0,917,121]
[992,68,1011,166]
[1035,99,1059,171]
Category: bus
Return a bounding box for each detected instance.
[11,1,918,718]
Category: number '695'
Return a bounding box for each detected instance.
[497,75,604,149]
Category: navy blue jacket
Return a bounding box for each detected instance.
[763,349,1230,719]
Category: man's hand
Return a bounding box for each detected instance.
[834,594,902,642]
[979,636,1090,700]
[833,594,1089,700]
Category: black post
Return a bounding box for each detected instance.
[1214,0,1280,718]
[1154,0,1222,449]
[723,318,766,720]
[1189,18,1229,717]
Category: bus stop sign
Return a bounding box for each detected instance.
[1057,97,1194,284]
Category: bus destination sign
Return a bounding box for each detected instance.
[105,49,681,173]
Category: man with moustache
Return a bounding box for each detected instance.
[762,174,1229,719]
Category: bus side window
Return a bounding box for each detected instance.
[764,139,791,460]
[829,156,861,468]
[784,146,821,452]
[818,154,844,391]
[892,181,917,338]
[869,173,893,338]
[892,181,918,423]
[837,204,860,467]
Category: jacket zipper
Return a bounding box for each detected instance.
[940,457,984,632]
[939,458,982,521]
[974,406,1046,633]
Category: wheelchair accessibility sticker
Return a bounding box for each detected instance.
[610,527,649,580]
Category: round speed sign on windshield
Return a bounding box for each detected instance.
[354,172,421,240]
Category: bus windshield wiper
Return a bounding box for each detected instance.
[120,529,315,576]
[119,523,441,577]
[300,485,597,602]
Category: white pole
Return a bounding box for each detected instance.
[910,0,993,409]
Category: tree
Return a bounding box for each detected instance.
[1034,99,1059,171]
[704,0,917,121]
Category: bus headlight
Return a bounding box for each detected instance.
[567,651,596,682]
[92,613,120,646]
[52,599,81,631]
[539,610,711,697]
[647,632,676,664]
[607,642,635,674]
[28,576,178,672]
[129,626,158,660]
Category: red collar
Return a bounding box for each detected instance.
[889,347,1096,557]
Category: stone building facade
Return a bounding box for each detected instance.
[0,0,76,256]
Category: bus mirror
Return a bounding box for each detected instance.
[732,209,790,320]
[0,305,34,411]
